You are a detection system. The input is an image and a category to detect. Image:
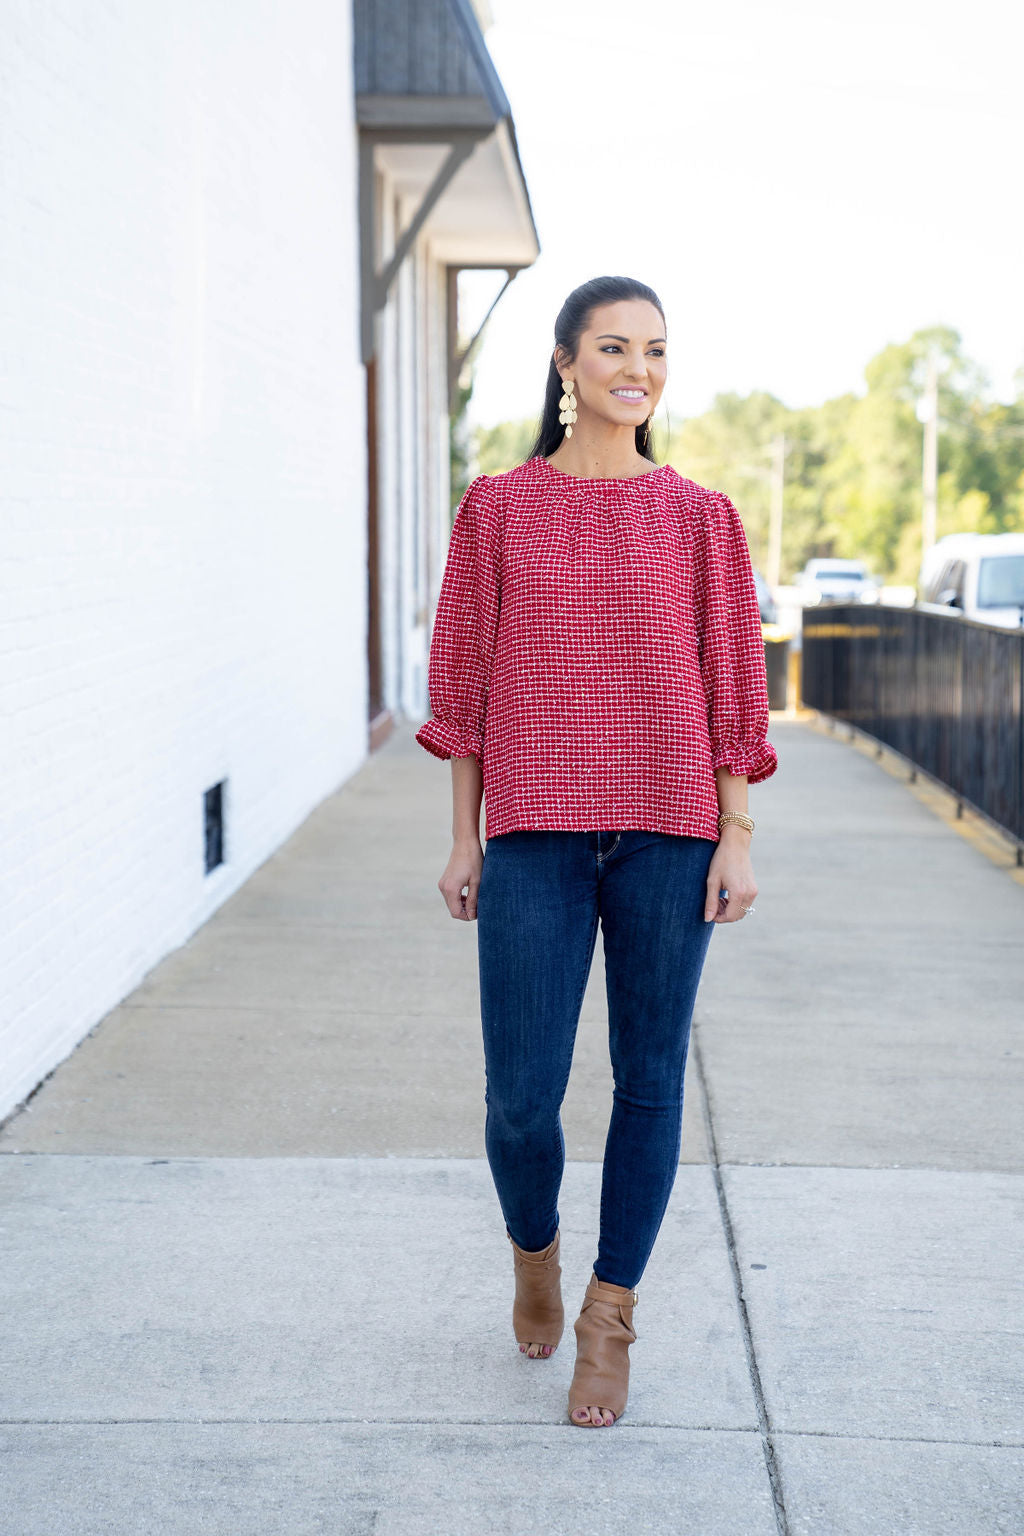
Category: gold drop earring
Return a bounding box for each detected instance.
[559,378,578,438]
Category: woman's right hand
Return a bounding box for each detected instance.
[438,838,484,921]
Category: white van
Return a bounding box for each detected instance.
[916,532,1024,629]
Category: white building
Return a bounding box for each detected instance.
[0,0,539,1122]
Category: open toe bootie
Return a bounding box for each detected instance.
[568,1273,638,1426]
[508,1229,564,1357]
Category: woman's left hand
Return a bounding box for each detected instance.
[704,832,757,924]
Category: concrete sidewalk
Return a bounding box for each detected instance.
[2,716,1022,1535]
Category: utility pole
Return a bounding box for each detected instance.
[921,353,939,560]
[767,433,785,590]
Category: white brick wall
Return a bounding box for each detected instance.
[0,1,368,1119]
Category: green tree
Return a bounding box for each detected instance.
[473,417,540,476]
[667,390,790,572]
[449,373,476,517]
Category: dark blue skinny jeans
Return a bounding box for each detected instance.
[476,828,717,1291]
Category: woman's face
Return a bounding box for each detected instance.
[556,299,667,431]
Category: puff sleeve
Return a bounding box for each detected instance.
[415,473,501,765]
[692,490,778,784]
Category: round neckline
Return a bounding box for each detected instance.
[534,454,670,484]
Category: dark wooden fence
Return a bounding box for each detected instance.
[801,604,1024,856]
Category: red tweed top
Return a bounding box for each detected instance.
[416,453,778,842]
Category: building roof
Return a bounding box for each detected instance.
[355,0,510,121]
[353,0,540,266]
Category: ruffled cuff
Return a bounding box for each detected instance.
[415,717,483,764]
[710,736,778,785]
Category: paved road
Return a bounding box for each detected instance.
[2,715,1022,1534]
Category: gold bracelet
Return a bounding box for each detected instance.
[718,810,754,834]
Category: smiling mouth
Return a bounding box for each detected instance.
[611,389,647,400]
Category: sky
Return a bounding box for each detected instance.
[460,0,1024,433]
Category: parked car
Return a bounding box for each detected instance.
[795,557,881,606]
[751,568,777,624]
[916,532,1024,628]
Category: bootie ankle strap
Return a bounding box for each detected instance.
[584,1276,638,1309]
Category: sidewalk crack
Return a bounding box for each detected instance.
[693,1027,790,1536]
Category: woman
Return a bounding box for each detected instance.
[416,275,777,1428]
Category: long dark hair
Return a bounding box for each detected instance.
[523,275,667,465]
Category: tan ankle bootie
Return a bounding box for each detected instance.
[508,1229,564,1356]
[567,1273,638,1425]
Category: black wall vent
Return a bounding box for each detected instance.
[204,781,225,874]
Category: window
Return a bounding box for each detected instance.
[976,555,1024,609]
